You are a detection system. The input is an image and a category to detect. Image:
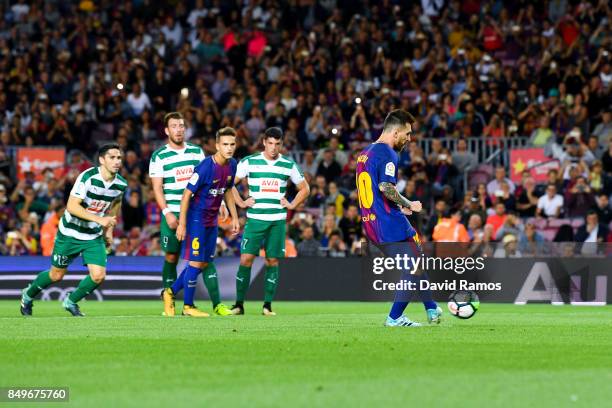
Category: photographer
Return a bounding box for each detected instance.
[565,176,595,218]
[6,221,38,256]
[428,149,459,199]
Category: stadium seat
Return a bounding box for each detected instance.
[467,164,495,191]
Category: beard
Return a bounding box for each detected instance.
[394,139,407,152]
[169,134,184,145]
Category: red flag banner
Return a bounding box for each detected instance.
[509,148,559,183]
[16,147,66,181]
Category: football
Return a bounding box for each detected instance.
[447,290,480,319]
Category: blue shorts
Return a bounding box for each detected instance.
[370,233,423,273]
[181,224,218,262]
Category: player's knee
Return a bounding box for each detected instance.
[189,261,206,269]
[90,269,106,283]
[165,252,179,263]
[240,255,254,267]
[265,258,279,267]
[49,267,66,282]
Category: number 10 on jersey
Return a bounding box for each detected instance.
[357,171,373,209]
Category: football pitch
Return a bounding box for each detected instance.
[1,301,611,407]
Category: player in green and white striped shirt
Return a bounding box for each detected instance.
[149,112,205,306]
[231,127,310,316]
[20,143,126,317]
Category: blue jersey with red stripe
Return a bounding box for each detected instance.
[185,156,237,227]
[355,143,416,244]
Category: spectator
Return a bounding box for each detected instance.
[6,222,38,256]
[486,202,508,238]
[452,138,476,173]
[467,213,484,242]
[519,221,546,256]
[528,115,555,147]
[487,166,516,196]
[326,230,347,258]
[338,204,361,248]
[13,185,49,222]
[320,214,337,248]
[126,83,152,117]
[325,182,345,219]
[316,149,342,183]
[425,200,447,240]
[575,210,609,243]
[300,149,318,177]
[285,232,298,258]
[433,209,470,243]
[516,176,539,218]
[593,193,612,224]
[565,176,595,218]
[537,184,564,218]
[40,206,64,256]
[593,111,612,147]
[122,191,144,231]
[147,235,164,256]
[493,234,522,258]
[297,226,320,257]
[495,213,522,242]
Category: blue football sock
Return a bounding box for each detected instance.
[389,270,414,319]
[388,272,437,319]
[183,265,201,306]
[389,302,408,319]
[417,271,437,310]
[171,267,187,294]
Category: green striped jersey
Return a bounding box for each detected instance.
[236,153,304,221]
[59,167,127,240]
[148,143,205,213]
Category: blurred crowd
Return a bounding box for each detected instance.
[0,0,611,257]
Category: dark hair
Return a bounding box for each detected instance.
[382,109,416,132]
[98,142,122,159]
[164,112,184,128]
[553,224,574,242]
[264,127,284,140]
[586,209,598,218]
[216,126,237,142]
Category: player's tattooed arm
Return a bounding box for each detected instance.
[379,182,411,207]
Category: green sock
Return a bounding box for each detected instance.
[162,260,178,288]
[69,276,100,303]
[26,270,53,298]
[264,265,279,303]
[202,263,221,308]
[236,265,252,303]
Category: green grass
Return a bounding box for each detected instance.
[1,301,611,407]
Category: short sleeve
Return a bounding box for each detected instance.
[197,147,205,161]
[227,160,238,188]
[70,172,88,199]
[149,154,163,177]
[186,161,207,193]
[236,159,248,179]
[289,161,305,184]
[377,149,398,184]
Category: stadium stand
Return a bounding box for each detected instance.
[0,0,610,256]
